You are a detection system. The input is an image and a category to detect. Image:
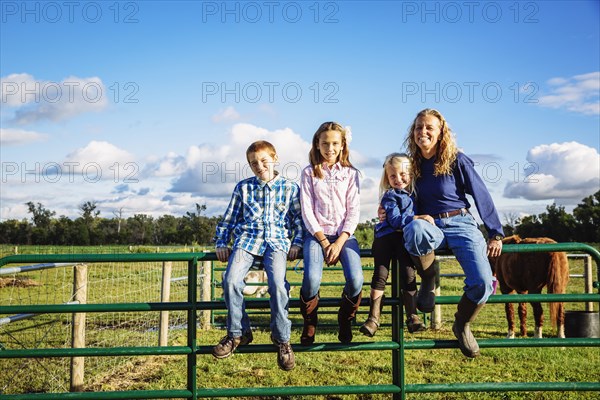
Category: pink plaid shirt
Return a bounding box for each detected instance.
[300,163,360,236]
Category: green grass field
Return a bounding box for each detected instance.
[0,245,599,399]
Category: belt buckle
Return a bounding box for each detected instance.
[440,211,449,219]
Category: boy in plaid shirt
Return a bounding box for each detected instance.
[212,140,303,371]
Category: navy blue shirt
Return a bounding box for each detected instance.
[375,188,414,238]
[415,152,504,239]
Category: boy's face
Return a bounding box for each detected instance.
[248,149,278,182]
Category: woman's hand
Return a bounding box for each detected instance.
[487,238,503,258]
[413,214,435,225]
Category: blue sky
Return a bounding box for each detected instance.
[1,0,599,225]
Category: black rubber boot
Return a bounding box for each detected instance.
[452,294,485,358]
[411,253,437,313]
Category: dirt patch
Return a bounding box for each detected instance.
[86,356,172,391]
[0,277,42,288]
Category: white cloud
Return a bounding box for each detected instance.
[1,73,108,124]
[504,141,600,203]
[537,71,600,115]
[0,128,48,145]
[62,141,137,180]
[211,106,241,123]
[143,152,187,178]
[1,73,37,107]
[359,176,381,222]
[169,123,310,197]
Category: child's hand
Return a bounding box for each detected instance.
[287,245,301,260]
[378,205,386,222]
[216,247,231,263]
[325,233,348,265]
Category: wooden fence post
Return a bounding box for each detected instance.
[200,261,212,330]
[70,264,88,392]
[159,261,173,346]
[432,287,442,330]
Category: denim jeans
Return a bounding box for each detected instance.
[403,214,494,304]
[301,234,363,299]
[222,246,292,342]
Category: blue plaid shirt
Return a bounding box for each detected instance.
[214,173,304,256]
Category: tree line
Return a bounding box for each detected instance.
[0,191,598,246]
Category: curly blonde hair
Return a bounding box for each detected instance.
[403,109,458,179]
[379,153,413,198]
[309,121,355,179]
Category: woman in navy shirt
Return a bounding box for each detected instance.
[402,109,504,358]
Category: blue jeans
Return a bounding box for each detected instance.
[403,214,494,304]
[301,234,364,299]
[222,246,292,342]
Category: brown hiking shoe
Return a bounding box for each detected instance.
[273,339,295,371]
[406,314,426,333]
[277,342,296,371]
[212,330,253,359]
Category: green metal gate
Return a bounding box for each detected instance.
[1,242,599,399]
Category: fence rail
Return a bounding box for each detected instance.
[1,242,599,399]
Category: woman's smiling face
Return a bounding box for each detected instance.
[413,114,442,158]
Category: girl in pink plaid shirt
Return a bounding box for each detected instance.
[299,122,363,345]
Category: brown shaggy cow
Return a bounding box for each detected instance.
[489,235,569,338]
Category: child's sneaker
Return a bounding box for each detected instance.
[406,314,426,333]
[271,336,295,371]
[212,330,253,359]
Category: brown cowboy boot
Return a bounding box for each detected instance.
[452,294,485,358]
[338,292,362,343]
[300,293,319,345]
[360,294,384,337]
[411,253,437,313]
[402,290,425,333]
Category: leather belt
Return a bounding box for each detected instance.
[432,208,468,219]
